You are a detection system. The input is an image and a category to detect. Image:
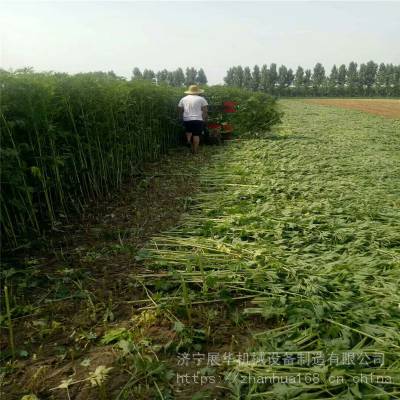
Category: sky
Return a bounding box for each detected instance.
[1,1,399,84]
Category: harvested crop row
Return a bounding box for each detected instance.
[137,101,400,398]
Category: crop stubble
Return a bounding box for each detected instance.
[138,100,400,398]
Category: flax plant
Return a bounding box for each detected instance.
[0,71,181,248]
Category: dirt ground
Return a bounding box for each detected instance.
[0,147,209,399]
[306,98,400,118]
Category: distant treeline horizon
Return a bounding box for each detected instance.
[4,62,399,97]
[224,61,400,97]
[132,62,400,97]
[132,67,208,87]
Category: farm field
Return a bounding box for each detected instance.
[2,100,400,399]
[305,98,400,118]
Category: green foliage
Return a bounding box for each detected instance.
[224,61,400,97]
[0,71,181,248]
[0,72,281,249]
[251,65,261,91]
[200,86,282,136]
[185,67,198,86]
[196,68,208,85]
[232,93,283,136]
[101,328,131,345]
[243,67,252,90]
[313,62,326,87]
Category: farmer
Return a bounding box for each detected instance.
[178,84,208,154]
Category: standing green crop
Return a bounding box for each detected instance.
[0,71,181,249]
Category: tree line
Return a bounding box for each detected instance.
[224,62,400,97]
[132,67,208,87]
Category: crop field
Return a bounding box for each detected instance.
[305,98,400,118]
[2,100,400,399]
[133,100,400,399]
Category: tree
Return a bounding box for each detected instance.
[294,66,305,96]
[234,66,244,88]
[143,69,155,80]
[294,66,305,87]
[387,64,396,86]
[304,69,312,86]
[347,62,358,96]
[376,63,386,85]
[156,69,169,84]
[383,64,396,96]
[185,67,197,85]
[223,60,398,97]
[243,66,252,90]
[224,67,235,86]
[302,69,312,96]
[394,65,400,96]
[173,68,185,87]
[278,65,288,89]
[359,63,368,94]
[252,65,261,91]
[329,65,339,86]
[338,64,347,86]
[196,68,208,85]
[260,64,268,92]
[375,63,386,95]
[362,60,378,94]
[312,63,326,86]
[268,63,278,91]
[286,68,294,87]
[312,63,326,96]
[132,67,143,80]
[166,71,174,86]
[359,62,379,95]
[328,65,339,96]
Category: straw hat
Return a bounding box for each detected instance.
[184,84,204,94]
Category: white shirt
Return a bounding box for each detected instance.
[178,95,208,121]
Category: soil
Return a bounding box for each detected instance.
[1,147,209,399]
[2,144,269,399]
[306,98,400,118]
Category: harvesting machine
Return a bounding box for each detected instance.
[205,100,238,144]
